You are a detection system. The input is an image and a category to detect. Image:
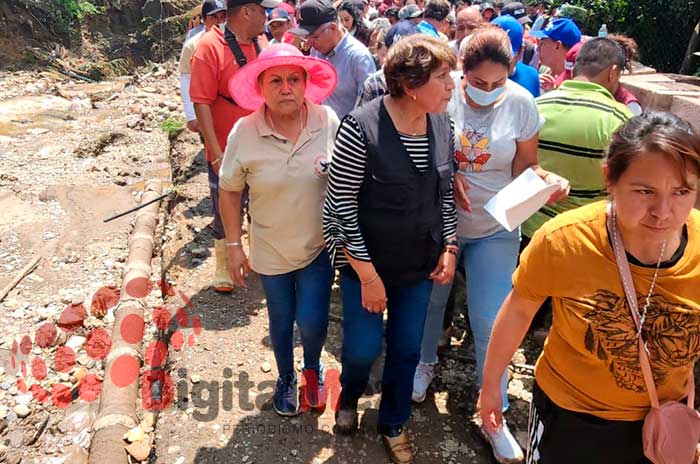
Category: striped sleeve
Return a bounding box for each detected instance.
[322,115,371,268]
[442,118,458,241]
[322,115,458,268]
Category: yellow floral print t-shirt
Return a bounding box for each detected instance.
[513,201,700,421]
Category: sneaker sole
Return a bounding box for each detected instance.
[411,392,426,403]
[272,404,299,417]
[212,286,234,293]
[478,428,524,464]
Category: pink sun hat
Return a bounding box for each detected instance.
[228,43,338,111]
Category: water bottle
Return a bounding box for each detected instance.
[598,24,608,37]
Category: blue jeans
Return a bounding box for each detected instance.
[207,162,225,240]
[339,271,433,429]
[419,228,520,409]
[258,251,334,378]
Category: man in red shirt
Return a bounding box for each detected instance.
[190,0,278,292]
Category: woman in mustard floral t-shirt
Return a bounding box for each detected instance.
[479,112,700,464]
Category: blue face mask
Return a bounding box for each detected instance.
[465,82,505,107]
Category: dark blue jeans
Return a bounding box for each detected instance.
[258,251,334,378]
[209,162,249,240]
[207,162,225,240]
[339,270,433,429]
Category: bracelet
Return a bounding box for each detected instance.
[444,239,459,248]
[360,273,379,285]
[225,242,242,247]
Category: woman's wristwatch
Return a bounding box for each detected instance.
[444,239,458,256]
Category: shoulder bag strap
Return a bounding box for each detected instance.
[220,28,262,107]
[606,203,661,408]
[607,203,697,409]
[224,26,250,68]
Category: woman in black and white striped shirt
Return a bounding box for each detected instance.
[322,35,459,464]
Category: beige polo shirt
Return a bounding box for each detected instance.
[219,101,340,275]
[178,30,204,75]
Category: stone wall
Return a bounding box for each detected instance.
[621,73,700,131]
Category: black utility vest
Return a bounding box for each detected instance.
[349,97,453,287]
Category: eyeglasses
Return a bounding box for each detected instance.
[210,11,226,21]
[305,23,331,43]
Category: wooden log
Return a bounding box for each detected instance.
[0,256,41,303]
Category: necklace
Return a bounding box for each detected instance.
[266,105,306,138]
[612,207,667,336]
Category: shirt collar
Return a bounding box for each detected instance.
[559,79,615,100]
[418,20,439,35]
[254,100,324,138]
[323,33,350,59]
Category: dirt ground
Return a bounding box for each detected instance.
[0,61,539,463]
[153,130,539,464]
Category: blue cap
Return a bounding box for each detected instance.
[529,18,581,48]
[492,15,523,56]
[385,20,419,48]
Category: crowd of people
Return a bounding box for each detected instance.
[179,0,700,463]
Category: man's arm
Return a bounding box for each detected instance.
[194,103,224,166]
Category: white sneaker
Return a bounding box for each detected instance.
[411,362,434,403]
[480,421,524,464]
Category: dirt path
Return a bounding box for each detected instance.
[154,134,538,464]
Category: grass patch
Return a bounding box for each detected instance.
[160,117,185,138]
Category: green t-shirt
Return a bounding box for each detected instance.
[522,80,633,238]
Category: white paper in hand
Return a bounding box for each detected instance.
[484,168,559,232]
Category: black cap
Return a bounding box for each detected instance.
[386,7,400,18]
[202,0,226,16]
[385,20,419,48]
[501,1,531,24]
[227,0,281,9]
[289,0,338,36]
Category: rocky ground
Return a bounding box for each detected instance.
[0,63,176,463]
[0,61,540,463]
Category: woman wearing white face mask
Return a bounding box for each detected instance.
[412,25,569,464]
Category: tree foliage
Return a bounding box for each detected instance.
[56,0,99,26]
[568,0,700,73]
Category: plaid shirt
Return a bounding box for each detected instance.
[358,69,387,107]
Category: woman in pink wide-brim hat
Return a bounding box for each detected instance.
[218,43,340,417]
[228,42,337,111]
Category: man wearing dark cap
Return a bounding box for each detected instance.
[500,1,539,68]
[501,1,529,25]
[386,6,400,25]
[189,0,279,293]
[525,0,540,23]
[480,2,496,21]
[290,0,376,117]
[398,4,423,25]
[266,7,292,43]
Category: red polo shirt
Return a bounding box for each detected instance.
[190,26,268,162]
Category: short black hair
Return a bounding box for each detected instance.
[574,37,626,78]
[424,0,451,21]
